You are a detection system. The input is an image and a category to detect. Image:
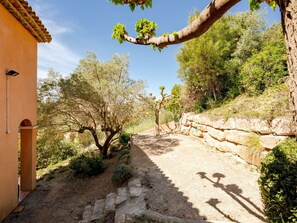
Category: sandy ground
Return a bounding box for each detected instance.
[131,132,266,223]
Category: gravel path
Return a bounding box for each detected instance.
[131,132,266,223]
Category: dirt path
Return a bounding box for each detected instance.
[131,132,266,223]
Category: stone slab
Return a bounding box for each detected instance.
[104,193,116,215]
[129,186,148,198]
[114,195,147,223]
[259,135,288,149]
[116,187,128,205]
[82,204,92,222]
[207,126,225,141]
[91,199,105,221]
[224,130,255,145]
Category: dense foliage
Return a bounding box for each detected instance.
[69,154,105,176]
[176,12,287,112]
[259,139,297,223]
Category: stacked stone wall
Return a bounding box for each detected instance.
[180,113,294,166]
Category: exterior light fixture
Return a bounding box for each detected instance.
[6,70,19,76]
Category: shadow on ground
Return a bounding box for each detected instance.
[197,172,266,222]
[131,134,207,221]
[134,134,179,156]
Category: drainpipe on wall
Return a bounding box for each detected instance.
[6,75,10,134]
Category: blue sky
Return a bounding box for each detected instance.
[28,0,281,96]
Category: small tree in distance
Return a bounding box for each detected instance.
[38,52,145,158]
[139,86,167,136]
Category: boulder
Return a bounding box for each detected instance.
[259,135,288,149]
[198,124,208,132]
[190,128,203,138]
[224,130,255,145]
[250,119,271,134]
[207,126,225,142]
[235,145,262,166]
[197,115,213,126]
[216,141,237,153]
[271,116,295,136]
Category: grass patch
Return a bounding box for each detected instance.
[205,84,289,121]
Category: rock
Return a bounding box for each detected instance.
[212,119,226,129]
[198,124,208,132]
[190,128,203,138]
[180,126,191,134]
[259,135,288,149]
[271,116,295,136]
[235,145,262,166]
[203,133,217,148]
[129,186,148,198]
[250,119,271,134]
[221,118,237,130]
[104,193,116,216]
[82,205,92,222]
[224,130,255,145]
[233,118,252,132]
[128,178,141,187]
[116,187,128,205]
[197,115,213,126]
[207,126,225,142]
[91,199,105,221]
[114,195,147,223]
[216,141,237,153]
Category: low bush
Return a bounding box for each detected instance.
[119,132,131,145]
[112,164,132,184]
[69,154,105,176]
[259,138,297,223]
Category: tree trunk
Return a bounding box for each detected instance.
[155,109,160,136]
[102,130,119,158]
[278,0,297,135]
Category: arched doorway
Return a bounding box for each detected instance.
[18,119,37,202]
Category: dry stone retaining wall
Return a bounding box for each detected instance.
[180,113,294,166]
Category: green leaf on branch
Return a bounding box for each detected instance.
[249,0,277,11]
[112,23,127,43]
[109,0,153,11]
[135,19,157,39]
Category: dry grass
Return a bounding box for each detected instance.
[205,84,290,121]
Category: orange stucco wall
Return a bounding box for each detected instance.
[0,3,37,221]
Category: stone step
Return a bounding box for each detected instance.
[104,192,117,216]
[79,204,93,223]
[116,187,128,205]
[91,199,105,222]
[115,194,147,223]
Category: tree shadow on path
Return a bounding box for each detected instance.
[197,172,266,222]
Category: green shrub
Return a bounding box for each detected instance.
[37,139,77,170]
[112,164,132,184]
[259,138,297,223]
[119,132,131,145]
[118,154,130,165]
[69,154,105,176]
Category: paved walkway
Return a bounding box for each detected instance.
[131,133,266,223]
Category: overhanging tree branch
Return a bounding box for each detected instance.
[121,0,241,48]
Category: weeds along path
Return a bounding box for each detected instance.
[131,133,266,223]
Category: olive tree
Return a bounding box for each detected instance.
[38,52,144,157]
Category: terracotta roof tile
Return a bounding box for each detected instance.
[0,0,52,42]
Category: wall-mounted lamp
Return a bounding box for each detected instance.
[6,69,19,77]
